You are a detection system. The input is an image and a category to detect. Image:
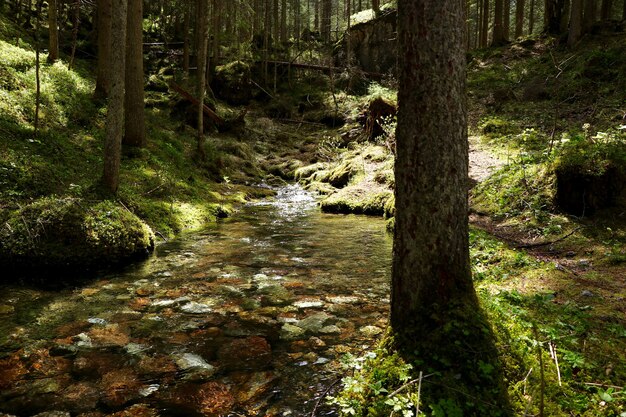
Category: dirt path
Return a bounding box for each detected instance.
[468,136,505,184]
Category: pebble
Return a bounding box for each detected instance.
[581,290,594,297]
[180,302,213,314]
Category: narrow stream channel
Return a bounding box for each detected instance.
[0,185,392,416]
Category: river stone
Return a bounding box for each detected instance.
[233,371,277,404]
[217,336,272,370]
[293,299,324,309]
[280,323,306,341]
[258,284,294,306]
[319,325,342,334]
[359,325,383,337]
[173,353,216,381]
[180,302,212,314]
[32,413,70,417]
[297,313,332,333]
[327,295,362,305]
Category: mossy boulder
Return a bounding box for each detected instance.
[212,61,253,105]
[320,186,393,215]
[0,197,154,272]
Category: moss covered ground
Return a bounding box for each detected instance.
[326,32,626,416]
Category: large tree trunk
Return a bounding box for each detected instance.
[123,0,145,148]
[544,0,567,34]
[584,0,598,31]
[47,0,59,63]
[393,0,511,411]
[600,0,613,19]
[568,0,583,46]
[102,0,127,194]
[516,0,526,37]
[492,0,508,45]
[391,0,509,415]
[95,0,112,98]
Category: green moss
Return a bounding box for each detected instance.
[320,186,393,215]
[0,197,154,269]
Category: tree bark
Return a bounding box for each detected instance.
[600,0,613,19]
[568,0,583,46]
[393,0,511,411]
[504,0,511,38]
[47,0,59,63]
[492,0,507,45]
[481,0,490,46]
[280,0,287,43]
[321,0,331,43]
[529,0,536,33]
[123,0,145,148]
[95,0,112,98]
[196,0,209,158]
[584,0,597,31]
[182,2,190,78]
[516,0,526,37]
[102,0,127,194]
[544,0,566,34]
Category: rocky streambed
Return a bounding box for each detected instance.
[0,185,392,417]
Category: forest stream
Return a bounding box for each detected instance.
[0,185,392,417]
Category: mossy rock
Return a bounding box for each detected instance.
[294,162,330,181]
[320,186,393,215]
[0,197,154,272]
[327,159,363,188]
[213,61,253,105]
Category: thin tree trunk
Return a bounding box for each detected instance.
[123,0,146,148]
[103,0,127,194]
[196,0,209,158]
[183,2,190,78]
[281,0,287,43]
[68,0,80,69]
[529,0,536,32]
[35,0,41,137]
[481,0,490,46]
[516,0,526,36]
[47,0,59,62]
[504,0,511,38]
[95,0,112,98]
[568,0,583,46]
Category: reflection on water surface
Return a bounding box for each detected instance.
[0,185,392,416]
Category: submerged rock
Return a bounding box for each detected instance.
[173,353,216,381]
[280,323,306,341]
[217,336,272,370]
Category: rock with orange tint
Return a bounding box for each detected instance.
[217,336,272,371]
[0,353,27,390]
[109,404,159,417]
[231,371,277,403]
[100,369,142,408]
[196,382,236,416]
[128,297,151,311]
[87,324,130,347]
[61,382,99,413]
[137,355,178,379]
[158,381,235,416]
[72,352,121,378]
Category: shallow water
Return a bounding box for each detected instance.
[0,185,392,416]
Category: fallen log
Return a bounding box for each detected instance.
[169,81,224,126]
